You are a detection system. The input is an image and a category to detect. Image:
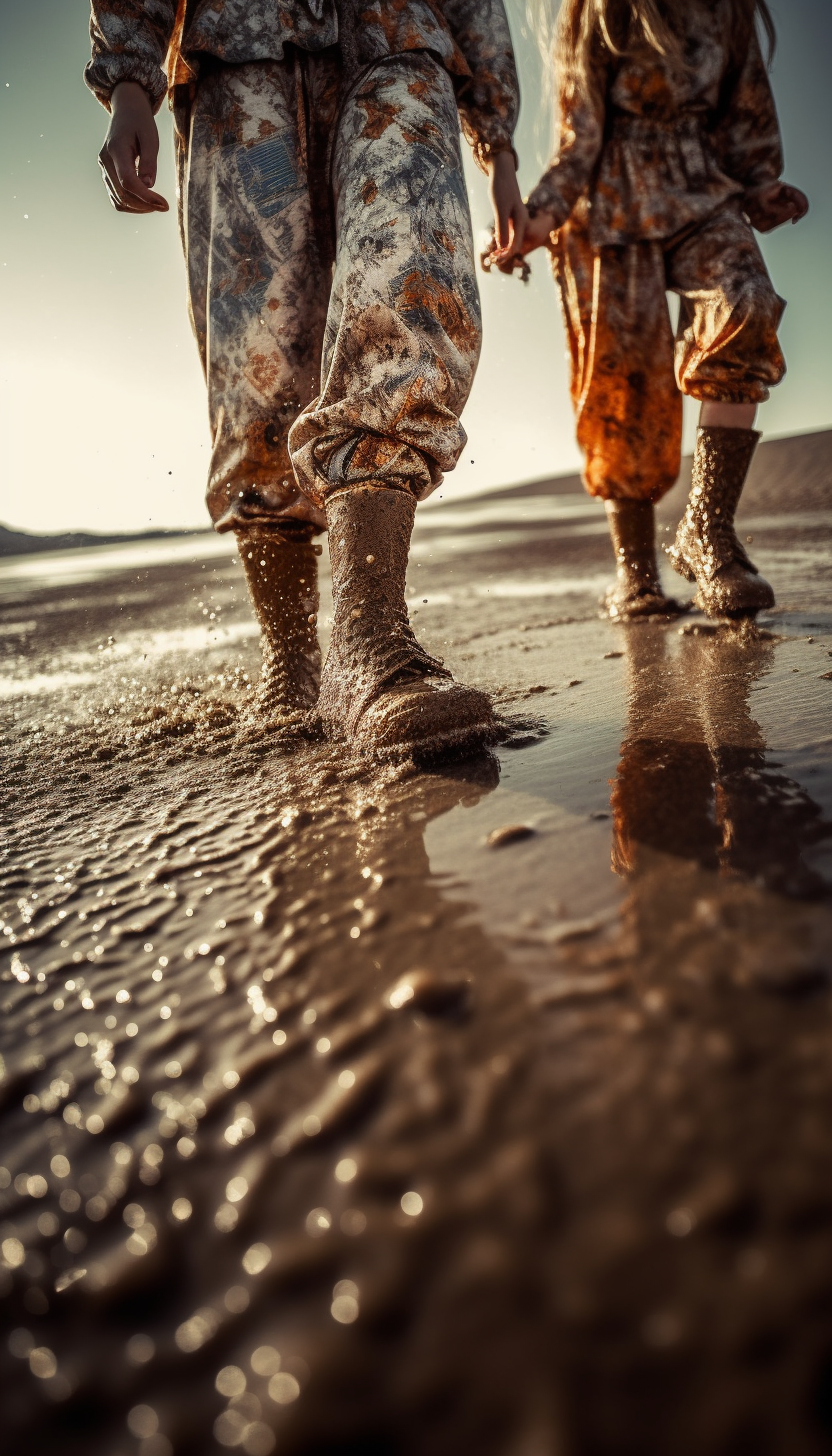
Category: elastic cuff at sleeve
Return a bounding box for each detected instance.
[525,182,568,229]
[469,137,518,175]
[84,55,168,114]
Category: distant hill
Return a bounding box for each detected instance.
[475,427,832,515]
[0,524,202,559]
[2,430,828,557]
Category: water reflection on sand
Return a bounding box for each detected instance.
[2,477,832,1455]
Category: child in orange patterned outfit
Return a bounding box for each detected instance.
[493,0,808,620]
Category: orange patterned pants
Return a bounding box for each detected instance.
[551,206,785,501]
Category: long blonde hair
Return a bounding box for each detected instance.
[529,0,776,94]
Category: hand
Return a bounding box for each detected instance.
[743,180,809,233]
[480,204,559,281]
[487,150,528,268]
[514,210,559,256]
[98,81,169,214]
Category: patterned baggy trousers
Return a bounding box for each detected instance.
[551,207,786,503]
[176,49,482,534]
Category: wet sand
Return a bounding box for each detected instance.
[2,431,832,1456]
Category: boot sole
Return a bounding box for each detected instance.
[693,589,775,621]
[383,716,498,763]
[317,714,498,763]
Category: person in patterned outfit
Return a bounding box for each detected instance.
[490,0,808,620]
[87,1,525,754]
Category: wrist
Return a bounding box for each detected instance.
[111,79,151,112]
[477,141,518,176]
[486,147,518,176]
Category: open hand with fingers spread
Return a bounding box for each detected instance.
[98,81,168,214]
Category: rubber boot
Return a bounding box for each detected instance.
[667,426,774,617]
[603,499,686,620]
[237,526,321,728]
[317,486,495,758]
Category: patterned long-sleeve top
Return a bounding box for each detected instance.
[85,0,519,169]
[527,0,784,246]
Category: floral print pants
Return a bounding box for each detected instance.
[177,48,482,533]
[551,207,786,502]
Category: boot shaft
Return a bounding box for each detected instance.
[318,485,489,752]
[686,426,760,574]
[605,499,658,573]
[238,530,321,654]
[325,486,417,635]
[673,426,760,583]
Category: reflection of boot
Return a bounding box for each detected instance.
[238,526,321,725]
[684,630,827,896]
[318,487,495,758]
[667,426,774,617]
[611,625,718,875]
[603,500,686,620]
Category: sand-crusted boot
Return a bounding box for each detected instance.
[317,486,495,758]
[603,499,686,620]
[238,526,321,728]
[667,426,774,618]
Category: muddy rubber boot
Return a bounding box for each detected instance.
[667,426,774,618]
[317,486,495,758]
[238,526,321,728]
[603,499,686,620]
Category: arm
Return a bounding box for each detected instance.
[491,54,608,273]
[85,0,177,114]
[524,63,607,237]
[713,28,782,195]
[442,0,527,264]
[441,0,520,171]
[98,80,169,213]
[713,27,807,231]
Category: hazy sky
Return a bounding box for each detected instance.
[1,0,830,534]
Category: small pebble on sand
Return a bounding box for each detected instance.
[486,825,535,849]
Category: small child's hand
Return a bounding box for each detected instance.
[516,210,559,256]
[482,209,559,279]
[480,228,531,282]
[99,81,169,214]
[743,181,809,233]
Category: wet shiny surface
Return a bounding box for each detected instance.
[2,435,832,1455]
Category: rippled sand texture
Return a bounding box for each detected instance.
[2,432,832,1456]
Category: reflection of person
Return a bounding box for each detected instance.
[612,626,828,898]
[85,3,526,755]
[490,0,808,621]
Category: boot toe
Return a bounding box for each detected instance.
[696,564,775,619]
[239,667,319,736]
[356,677,496,759]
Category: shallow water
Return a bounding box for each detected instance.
[3,457,832,1456]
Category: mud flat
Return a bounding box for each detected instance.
[1,431,831,1456]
